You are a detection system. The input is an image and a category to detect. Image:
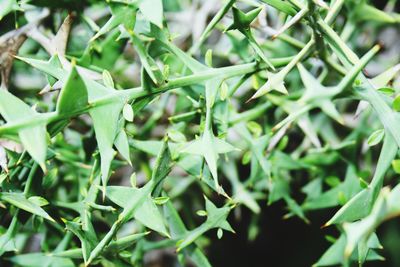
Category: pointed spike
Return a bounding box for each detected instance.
[271,7,308,40]
[39,162,47,173]
[244,7,262,24]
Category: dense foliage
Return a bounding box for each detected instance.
[0,0,399,266]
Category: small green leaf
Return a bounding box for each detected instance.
[217,228,223,239]
[241,150,251,165]
[220,81,228,101]
[102,70,114,88]
[246,121,262,137]
[196,210,207,217]
[162,64,170,79]
[277,136,289,150]
[377,87,395,95]
[123,103,134,122]
[205,49,213,67]
[367,129,385,146]
[154,196,169,205]
[337,191,347,205]
[325,176,341,188]
[124,174,134,190]
[391,159,400,174]
[393,94,400,112]
[119,250,132,258]
[359,177,369,189]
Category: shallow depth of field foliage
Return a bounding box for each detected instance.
[0,0,400,266]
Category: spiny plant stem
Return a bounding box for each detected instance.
[23,162,39,195]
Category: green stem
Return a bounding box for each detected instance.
[272,104,312,131]
[163,62,258,91]
[276,33,306,49]
[336,44,380,93]
[324,0,345,24]
[23,162,39,195]
[229,102,271,125]
[54,232,149,259]
[279,39,315,77]
[86,219,121,265]
[245,30,275,71]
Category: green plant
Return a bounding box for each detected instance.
[0,0,399,266]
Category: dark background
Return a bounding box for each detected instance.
[206,201,400,267]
